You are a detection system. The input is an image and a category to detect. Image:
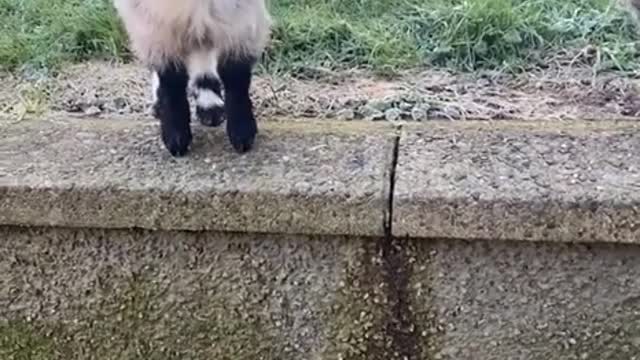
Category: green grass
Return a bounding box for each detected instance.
[1,0,639,74]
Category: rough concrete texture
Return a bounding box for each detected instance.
[408,238,640,360]
[3,117,640,244]
[393,121,640,243]
[0,117,395,237]
[2,226,640,359]
[0,226,395,360]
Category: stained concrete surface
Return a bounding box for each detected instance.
[2,226,640,359]
[3,117,640,358]
[393,121,640,243]
[3,118,640,244]
[0,226,392,360]
[410,238,640,360]
[0,118,395,237]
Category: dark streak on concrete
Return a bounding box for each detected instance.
[378,127,422,359]
[383,128,400,238]
[379,237,422,359]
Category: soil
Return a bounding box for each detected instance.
[2,60,640,122]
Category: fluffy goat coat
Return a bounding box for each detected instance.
[113,0,272,156]
[113,0,272,68]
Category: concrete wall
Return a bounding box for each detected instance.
[2,226,639,359]
[2,118,640,358]
[409,238,640,360]
[1,226,384,359]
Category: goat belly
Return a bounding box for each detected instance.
[113,0,272,67]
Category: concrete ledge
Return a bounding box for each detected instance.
[3,118,640,359]
[2,117,639,243]
[393,121,640,243]
[0,117,396,237]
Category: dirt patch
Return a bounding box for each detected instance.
[2,60,640,122]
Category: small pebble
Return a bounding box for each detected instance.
[363,110,384,121]
[360,104,384,120]
[411,105,429,121]
[399,101,413,111]
[367,98,393,112]
[84,105,101,116]
[335,108,355,120]
[384,108,402,121]
[114,97,128,109]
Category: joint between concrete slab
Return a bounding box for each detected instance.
[3,117,640,244]
[378,125,423,359]
[384,125,402,238]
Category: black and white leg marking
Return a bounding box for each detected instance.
[219,54,258,153]
[188,50,225,127]
[155,61,192,157]
[151,70,161,119]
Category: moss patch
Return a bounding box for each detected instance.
[0,275,278,359]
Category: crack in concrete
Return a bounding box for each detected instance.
[378,125,423,359]
[383,127,400,237]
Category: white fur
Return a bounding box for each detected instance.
[113,0,272,68]
[196,89,224,108]
[150,70,159,103]
[187,49,220,81]
[186,49,224,108]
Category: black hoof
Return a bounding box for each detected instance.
[228,122,256,153]
[162,127,192,157]
[151,102,161,119]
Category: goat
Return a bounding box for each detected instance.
[113,0,272,156]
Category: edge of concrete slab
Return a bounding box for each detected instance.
[0,116,397,237]
[393,120,640,243]
[2,116,639,243]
